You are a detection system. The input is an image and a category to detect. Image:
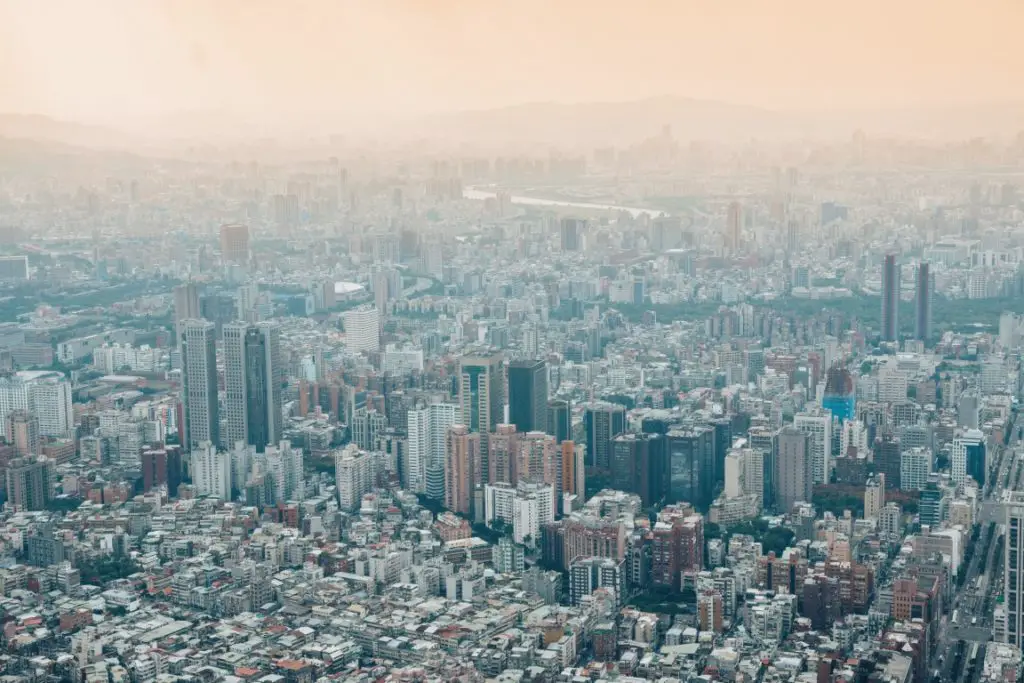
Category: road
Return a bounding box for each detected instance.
[931,413,1020,682]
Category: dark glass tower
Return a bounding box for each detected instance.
[508,359,548,434]
[547,399,571,444]
[881,253,900,342]
[914,262,933,342]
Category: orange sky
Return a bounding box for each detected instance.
[1,0,1021,131]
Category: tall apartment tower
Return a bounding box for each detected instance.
[508,359,548,434]
[794,408,833,485]
[881,253,900,342]
[342,305,381,353]
[223,322,283,453]
[182,319,219,449]
[458,352,505,479]
[1003,491,1024,647]
[7,409,39,457]
[219,223,250,265]
[914,262,933,342]
[5,456,51,511]
[445,425,481,516]
[774,426,812,514]
[173,283,201,346]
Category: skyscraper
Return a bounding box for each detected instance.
[1003,491,1024,647]
[7,409,39,457]
[881,253,900,342]
[582,402,626,470]
[547,399,571,443]
[407,403,458,495]
[223,322,283,453]
[727,201,742,253]
[191,441,231,501]
[611,432,667,508]
[794,408,832,485]
[560,218,583,251]
[173,283,201,347]
[952,428,985,486]
[219,223,250,265]
[914,262,933,342]
[508,359,548,434]
[667,426,714,510]
[458,352,505,479]
[182,319,219,449]
[445,425,481,516]
[342,305,381,353]
[774,426,812,514]
[5,456,51,511]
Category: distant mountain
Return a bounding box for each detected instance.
[0,113,131,149]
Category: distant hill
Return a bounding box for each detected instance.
[0,114,130,149]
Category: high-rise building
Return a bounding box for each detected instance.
[0,371,73,440]
[874,433,902,489]
[794,408,832,484]
[142,446,182,496]
[881,253,900,342]
[952,428,986,486]
[900,447,931,491]
[219,223,250,265]
[864,474,885,519]
[560,218,583,251]
[611,432,667,508]
[667,426,714,510]
[561,440,582,499]
[191,441,231,501]
[822,364,855,424]
[489,423,519,484]
[173,283,201,347]
[458,352,505,478]
[5,456,51,511]
[7,409,39,457]
[914,262,933,342]
[582,402,626,470]
[1003,491,1024,647]
[223,322,283,453]
[445,425,481,516]
[407,403,458,497]
[774,426,812,514]
[508,359,548,434]
[266,440,303,503]
[342,305,380,353]
[727,201,742,253]
[182,319,219,449]
[547,399,571,443]
[569,557,624,606]
[335,444,375,511]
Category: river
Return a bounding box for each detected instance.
[463,186,664,219]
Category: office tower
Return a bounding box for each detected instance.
[458,352,505,478]
[7,409,39,457]
[873,433,902,489]
[914,262,932,342]
[708,417,732,490]
[560,218,583,251]
[958,391,980,429]
[1003,492,1024,647]
[445,425,481,516]
[794,408,832,484]
[667,426,714,510]
[822,364,855,424]
[952,428,986,486]
[774,426,812,514]
[191,441,231,501]
[173,283,201,346]
[342,305,380,353]
[727,201,741,252]
[219,223,250,265]
[142,446,182,496]
[864,474,885,519]
[547,399,571,443]
[335,444,375,511]
[181,319,219,449]
[5,457,51,511]
[489,424,519,484]
[611,432,667,508]
[508,359,548,434]
[881,253,900,342]
[223,322,283,453]
[748,426,775,510]
[582,402,626,469]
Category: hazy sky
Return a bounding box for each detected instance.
[1,0,1022,131]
